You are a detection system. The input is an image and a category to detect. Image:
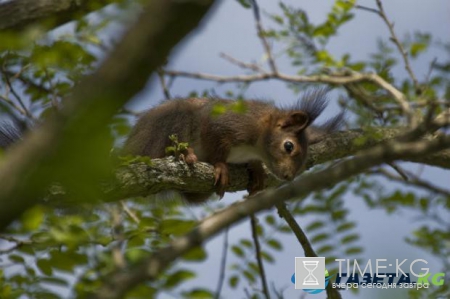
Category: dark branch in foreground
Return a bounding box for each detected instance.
[0,0,216,232]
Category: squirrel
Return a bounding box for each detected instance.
[123,89,344,203]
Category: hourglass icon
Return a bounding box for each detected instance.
[302,260,319,286]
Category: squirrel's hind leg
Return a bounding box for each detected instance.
[247,161,266,196]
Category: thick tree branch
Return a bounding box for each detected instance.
[90,133,450,299]
[0,0,121,31]
[101,127,449,202]
[0,0,216,231]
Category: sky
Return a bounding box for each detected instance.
[2,0,448,298]
[125,1,450,299]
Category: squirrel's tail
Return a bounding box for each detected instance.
[307,110,345,145]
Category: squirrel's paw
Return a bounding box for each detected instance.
[180,147,198,165]
[213,162,229,199]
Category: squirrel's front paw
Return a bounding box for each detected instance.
[213,162,229,199]
[180,147,198,165]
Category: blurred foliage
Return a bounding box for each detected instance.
[0,0,449,299]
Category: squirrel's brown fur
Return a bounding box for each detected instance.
[123,89,343,203]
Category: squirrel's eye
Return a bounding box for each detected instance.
[284,141,294,153]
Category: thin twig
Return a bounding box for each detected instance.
[0,235,33,255]
[120,201,140,224]
[110,205,126,269]
[387,162,409,181]
[250,0,278,74]
[373,168,450,197]
[375,0,419,92]
[157,68,171,100]
[1,67,34,120]
[214,227,229,299]
[164,68,411,121]
[276,203,342,299]
[355,4,379,14]
[276,203,317,257]
[250,214,271,299]
[220,53,265,73]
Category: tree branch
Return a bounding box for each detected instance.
[275,203,342,299]
[89,133,450,299]
[250,215,271,299]
[162,69,412,120]
[46,128,439,204]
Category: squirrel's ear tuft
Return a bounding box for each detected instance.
[280,111,309,131]
[296,88,329,123]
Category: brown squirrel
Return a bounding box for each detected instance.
[123,89,343,203]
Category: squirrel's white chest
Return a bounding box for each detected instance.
[226,145,265,164]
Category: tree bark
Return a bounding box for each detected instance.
[97,128,450,202]
[0,0,120,31]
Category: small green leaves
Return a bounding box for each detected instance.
[164,269,196,289]
[183,247,207,261]
[165,134,189,157]
[37,259,53,276]
[182,288,214,299]
[229,275,240,288]
[235,0,252,9]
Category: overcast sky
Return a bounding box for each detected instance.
[128,1,450,299]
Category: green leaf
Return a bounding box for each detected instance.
[235,0,251,9]
[161,219,197,236]
[341,234,359,244]
[306,220,325,232]
[317,244,334,255]
[231,245,245,257]
[182,288,214,299]
[183,247,207,261]
[260,251,274,263]
[21,205,45,231]
[266,239,283,251]
[8,254,25,263]
[265,215,276,226]
[229,275,240,288]
[240,239,253,249]
[127,234,145,248]
[37,259,53,276]
[164,269,196,289]
[125,248,149,264]
[345,247,363,255]
[243,270,256,283]
[336,222,356,233]
[311,233,329,243]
